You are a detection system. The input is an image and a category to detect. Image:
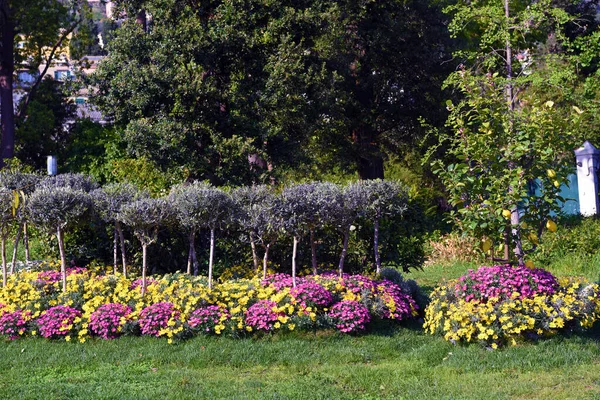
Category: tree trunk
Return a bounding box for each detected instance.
[141,243,147,296]
[57,226,67,293]
[504,0,524,265]
[374,218,381,274]
[291,236,298,287]
[353,125,384,180]
[262,243,270,279]
[208,228,215,289]
[113,226,118,274]
[187,232,193,275]
[250,233,259,272]
[1,236,6,287]
[10,222,22,274]
[188,231,199,276]
[116,221,127,276]
[24,222,30,263]
[338,228,350,278]
[310,229,317,275]
[0,8,15,167]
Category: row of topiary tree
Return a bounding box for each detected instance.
[0,173,408,294]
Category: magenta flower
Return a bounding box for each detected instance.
[36,306,81,339]
[328,300,371,333]
[89,303,132,339]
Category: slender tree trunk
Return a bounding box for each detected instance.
[116,221,127,276]
[57,226,67,293]
[374,218,381,274]
[263,243,270,279]
[187,232,193,275]
[10,222,22,274]
[0,8,15,167]
[338,228,350,278]
[187,231,199,276]
[1,236,6,287]
[141,243,147,296]
[24,222,30,263]
[292,236,298,287]
[250,233,259,272]
[208,228,215,289]
[310,229,317,275]
[504,0,524,265]
[113,226,118,274]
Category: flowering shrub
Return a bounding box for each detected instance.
[245,300,287,332]
[188,306,228,334]
[455,264,558,302]
[36,306,81,340]
[290,282,333,310]
[0,309,31,339]
[138,302,181,337]
[424,267,600,348]
[0,267,420,341]
[37,267,87,284]
[328,300,371,333]
[373,281,419,320]
[88,303,131,339]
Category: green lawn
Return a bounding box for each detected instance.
[0,261,598,399]
[0,325,598,399]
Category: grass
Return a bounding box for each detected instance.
[0,324,598,399]
[0,261,598,399]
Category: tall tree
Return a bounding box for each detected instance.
[92,0,452,184]
[0,0,89,166]
[431,0,593,264]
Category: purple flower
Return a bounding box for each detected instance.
[328,300,371,333]
[89,303,131,339]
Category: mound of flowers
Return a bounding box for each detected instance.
[0,267,420,342]
[424,264,600,348]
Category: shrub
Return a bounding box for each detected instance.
[188,305,228,334]
[245,300,286,332]
[36,305,81,340]
[290,282,334,310]
[138,302,181,337]
[0,309,31,339]
[424,266,600,348]
[328,300,371,333]
[455,264,558,302]
[88,303,132,339]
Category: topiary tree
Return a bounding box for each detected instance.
[199,188,236,289]
[92,183,149,276]
[277,183,320,286]
[232,185,282,278]
[117,197,174,295]
[353,180,409,274]
[0,171,41,270]
[333,183,370,276]
[304,182,344,275]
[0,188,14,286]
[38,173,99,192]
[168,181,212,276]
[27,187,92,292]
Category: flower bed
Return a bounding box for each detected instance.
[0,268,420,342]
[424,264,600,348]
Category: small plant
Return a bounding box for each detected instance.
[138,302,181,337]
[188,305,228,334]
[88,303,132,339]
[328,300,371,333]
[245,300,285,332]
[36,305,81,340]
[290,282,334,310]
[0,309,31,339]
